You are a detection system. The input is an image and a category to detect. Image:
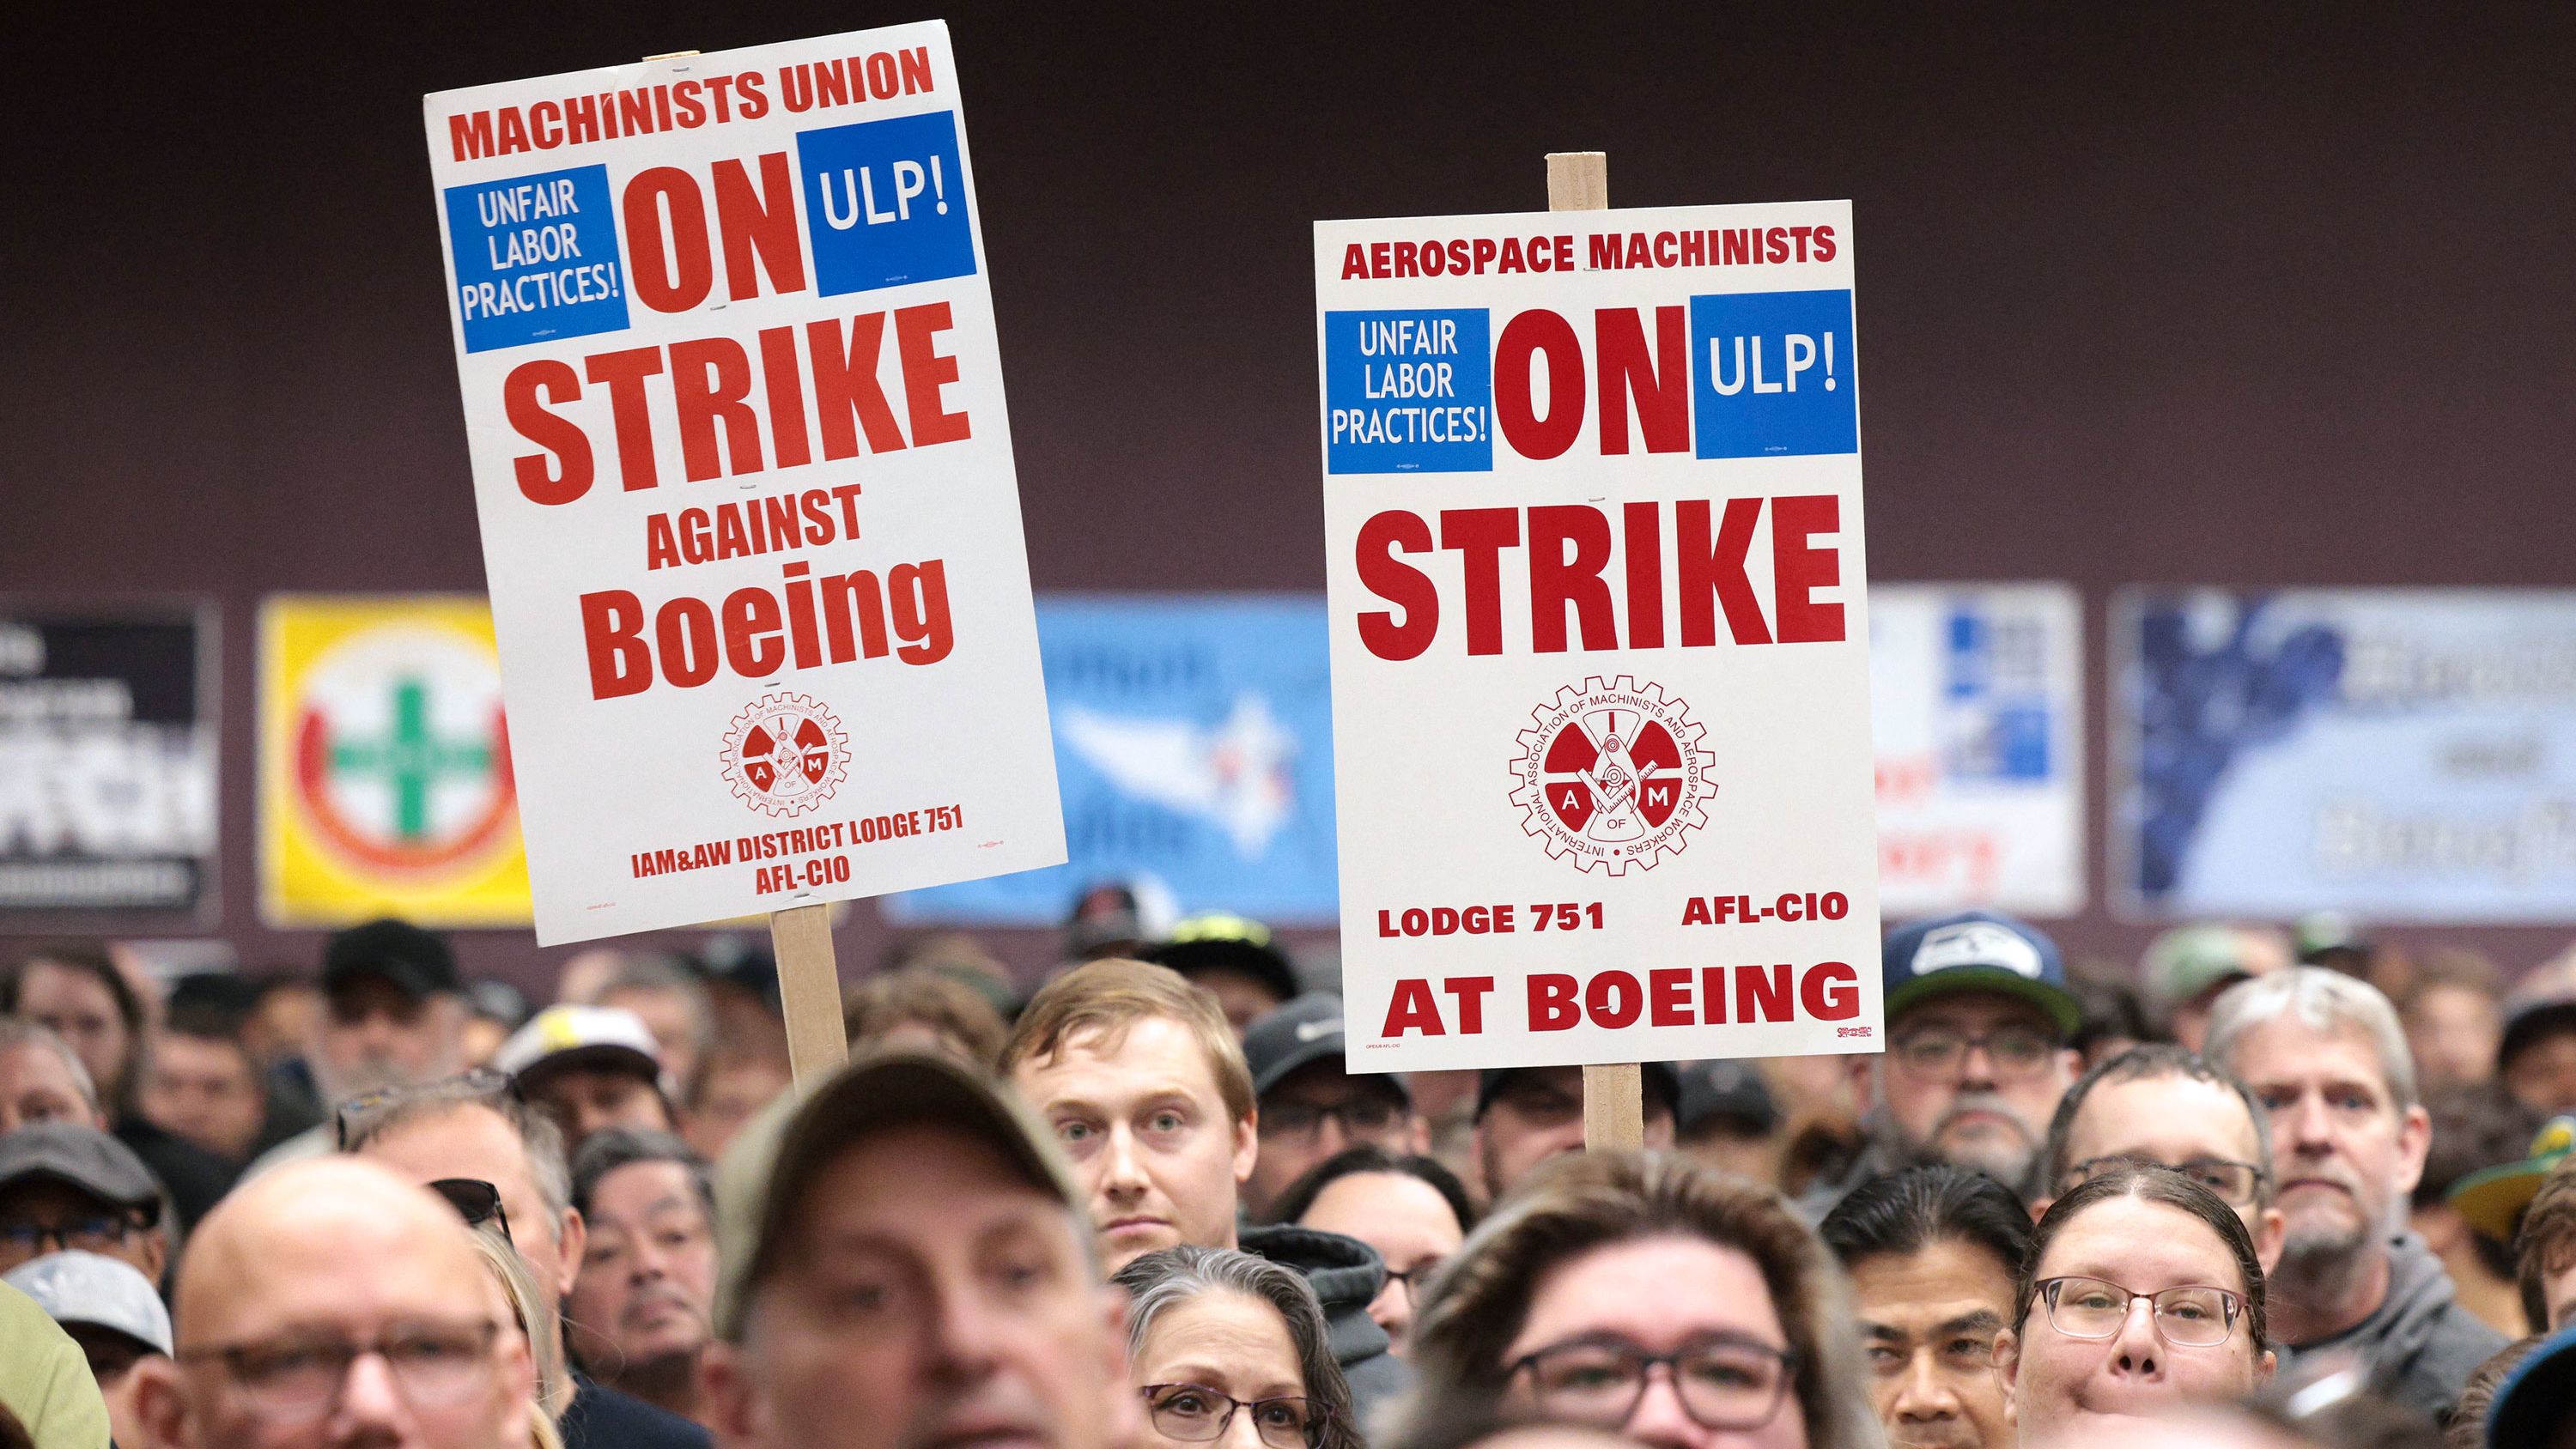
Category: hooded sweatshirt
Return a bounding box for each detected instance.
[2277,1229,2506,1423]
[1238,1223,1413,1424]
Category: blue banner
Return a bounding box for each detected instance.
[2115,589,2576,920]
[884,595,1338,926]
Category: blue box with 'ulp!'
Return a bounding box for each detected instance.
[796,112,977,294]
[443,164,629,353]
[1689,289,1859,458]
[1323,309,1493,474]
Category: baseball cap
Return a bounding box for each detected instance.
[492,1004,665,1088]
[2140,925,2260,1009]
[1476,1062,1682,1121]
[1881,910,2080,1038]
[3,1251,171,1356]
[713,1051,1085,1339]
[0,1125,161,1218]
[321,918,461,1001]
[1241,994,1409,1105]
[1677,1059,1780,1137]
[2488,1321,2576,1447]
[2450,1116,2576,1244]
[1145,914,1301,1004]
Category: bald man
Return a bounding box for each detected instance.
[131,1156,536,1449]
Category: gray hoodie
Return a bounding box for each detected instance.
[1238,1223,1413,1424]
[2276,1230,2506,1424]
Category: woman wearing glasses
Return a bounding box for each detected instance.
[1996,1162,2275,1442]
[1406,1153,1877,1449]
[1114,1247,1362,1449]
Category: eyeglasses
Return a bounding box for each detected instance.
[1383,1261,1443,1298]
[1140,1384,1329,1449]
[1508,1331,1798,1432]
[427,1179,513,1245]
[2033,1276,2245,1349]
[1259,1096,1406,1146]
[1890,1026,2060,1079]
[179,1319,501,1422]
[334,1067,518,1151]
[0,1215,143,1258]
[2060,1154,2269,1208]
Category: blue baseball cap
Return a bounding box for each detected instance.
[1881,911,2080,1038]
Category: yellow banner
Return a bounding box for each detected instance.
[258,596,532,927]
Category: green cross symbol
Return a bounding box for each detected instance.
[329,677,493,841]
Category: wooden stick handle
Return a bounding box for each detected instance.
[769,902,849,1086]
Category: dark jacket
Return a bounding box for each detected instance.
[1238,1224,1412,1425]
[2277,1230,2506,1424]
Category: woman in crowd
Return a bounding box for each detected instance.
[1997,1163,2274,1442]
[469,1220,568,1449]
[1408,1152,1876,1449]
[1114,1246,1363,1449]
[1271,1146,1476,1355]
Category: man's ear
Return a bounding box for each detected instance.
[2027,1195,2052,1226]
[140,1225,171,1283]
[2393,1102,2433,1198]
[1232,1111,1259,1188]
[700,1340,766,1448]
[133,1355,191,1448]
[2256,1205,2287,1272]
[1994,1325,2021,1426]
[1406,1113,1433,1157]
[556,1206,587,1300]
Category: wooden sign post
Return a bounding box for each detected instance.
[1548,149,1648,1156]
[770,902,850,1085]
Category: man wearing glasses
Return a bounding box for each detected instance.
[0,1123,170,1285]
[1238,995,1426,1219]
[131,1155,537,1449]
[2032,1044,2286,1268]
[1804,912,2082,1217]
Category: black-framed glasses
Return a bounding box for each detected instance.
[2033,1276,2245,1349]
[0,1214,145,1259]
[1140,1383,1330,1449]
[1382,1260,1443,1299]
[1889,1026,2060,1079]
[1258,1096,1406,1146]
[426,1179,512,1245]
[1507,1331,1799,1433]
[334,1067,518,1151]
[2060,1154,2269,1208]
[178,1319,501,1422]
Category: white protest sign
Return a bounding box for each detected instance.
[426,23,1062,944]
[1317,203,1883,1073]
[1870,583,2086,917]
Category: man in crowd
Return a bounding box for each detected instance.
[1001,958,1406,1412]
[0,1124,171,1284]
[1473,1064,1678,1203]
[1141,912,1301,1036]
[679,1040,792,1165]
[2204,966,2506,1420]
[1820,1164,2031,1449]
[142,997,274,1167]
[6,1249,173,1449]
[698,1051,1137,1449]
[2416,1090,2549,1337]
[2400,949,2506,1093]
[2499,961,2576,1119]
[346,1076,712,1448]
[131,1156,537,1449]
[595,955,717,1096]
[567,1129,718,1425]
[1674,1058,1781,1184]
[2032,1044,2285,1267]
[495,1003,677,1150]
[2518,1153,2576,1334]
[246,918,471,1176]
[0,1021,105,1137]
[1807,910,2081,1215]
[2138,924,2287,1052]
[1240,993,1426,1218]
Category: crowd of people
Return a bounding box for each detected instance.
[7,901,2576,1449]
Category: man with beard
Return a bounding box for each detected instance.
[242,919,469,1177]
[1802,911,2082,1217]
[566,1129,717,1425]
[2204,966,2506,1422]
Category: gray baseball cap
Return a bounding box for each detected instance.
[0,1125,162,1217]
[1241,993,1407,1104]
[4,1251,172,1355]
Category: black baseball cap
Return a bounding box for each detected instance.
[1241,993,1409,1105]
[322,919,461,1001]
[1145,914,1300,1004]
[0,1125,163,1220]
[1677,1059,1780,1137]
[1477,1062,1681,1121]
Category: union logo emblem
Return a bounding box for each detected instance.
[720,692,850,817]
[1508,676,1717,875]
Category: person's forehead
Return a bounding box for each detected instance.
[1522,1234,1785,1348]
[162,1033,252,1072]
[1139,1290,1297,1377]
[21,963,116,1012]
[2074,1074,2260,1156]
[595,1159,699,1216]
[191,1204,488,1342]
[2233,1018,2391,1093]
[1894,989,2051,1034]
[0,1045,83,1093]
[1847,1238,2014,1316]
[1304,1171,1460,1246]
[2038,1197,2239,1289]
[535,1063,655,1095]
[1031,1016,1228,1106]
[368,1104,538,1197]
[785,1125,1078,1255]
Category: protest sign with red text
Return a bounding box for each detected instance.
[427,22,1061,943]
[1317,203,1883,1071]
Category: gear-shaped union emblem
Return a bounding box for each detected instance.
[720,692,850,818]
[1508,676,1717,876]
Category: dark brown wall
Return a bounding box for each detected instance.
[6,2,2572,991]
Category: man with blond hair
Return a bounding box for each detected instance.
[1002,958,1406,1412]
